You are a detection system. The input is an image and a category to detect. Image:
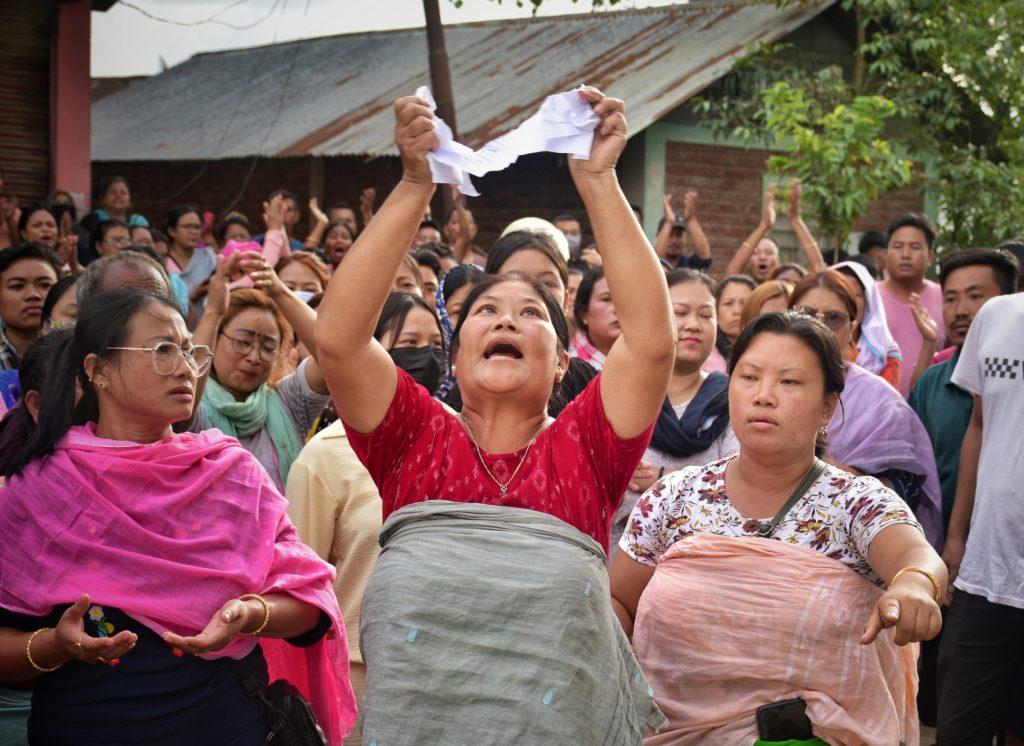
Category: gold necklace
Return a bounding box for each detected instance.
[459,414,546,497]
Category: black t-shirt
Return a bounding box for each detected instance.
[1,603,329,745]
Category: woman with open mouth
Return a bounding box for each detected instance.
[315,87,675,743]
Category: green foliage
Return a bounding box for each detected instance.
[692,0,1024,248]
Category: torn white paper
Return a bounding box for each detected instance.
[415,85,600,197]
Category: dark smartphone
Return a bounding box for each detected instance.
[756,698,814,740]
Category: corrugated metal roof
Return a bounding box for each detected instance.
[92,1,833,162]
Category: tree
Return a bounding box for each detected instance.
[693,0,1024,249]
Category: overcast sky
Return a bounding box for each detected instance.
[92,0,684,77]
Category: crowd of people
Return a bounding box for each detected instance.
[0,87,1021,745]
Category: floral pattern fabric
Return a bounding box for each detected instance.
[619,457,922,586]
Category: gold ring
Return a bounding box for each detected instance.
[74,637,84,649]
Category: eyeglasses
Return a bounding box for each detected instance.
[794,306,850,331]
[104,236,131,247]
[177,223,203,232]
[220,331,281,362]
[106,342,213,376]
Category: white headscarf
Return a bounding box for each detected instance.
[832,261,903,373]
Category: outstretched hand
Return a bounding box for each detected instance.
[394,96,438,185]
[54,594,137,665]
[570,87,627,179]
[163,598,261,656]
[860,580,942,646]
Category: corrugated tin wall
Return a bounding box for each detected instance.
[0,1,53,203]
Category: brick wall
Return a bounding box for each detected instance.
[663,141,924,277]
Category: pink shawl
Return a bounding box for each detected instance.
[634,534,919,745]
[0,425,355,743]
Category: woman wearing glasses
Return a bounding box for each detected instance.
[191,250,329,489]
[0,288,355,743]
[788,270,943,547]
[165,205,217,310]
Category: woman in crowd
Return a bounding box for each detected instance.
[833,260,903,388]
[17,205,58,250]
[433,262,484,402]
[315,88,672,743]
[611,269,739,550]
[707,274,757,373]
[321,220,356,270]
[726,180,826,282]
[393,252,424,296]
[478,231,598,414]
[611,311,944,744]
[572,266,619,371]
[788,270,943,544]
[215,213,254,249]
[276,253,329,300]
[191,253,330,490]
[768,262,807,285]
[41,274,78,332]
[0,289,354,743]
[288,290,447,745]
[738,278,792,331]
[165,205,217,304]
[80,176,149,233]
[91,219,131,258]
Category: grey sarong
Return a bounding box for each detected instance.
[359,501,666,745]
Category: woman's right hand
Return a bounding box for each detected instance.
[394,96,438,185]
[204,255,234,319]
[263,195,286,232]
[54,595,137,665]
[308,197,328,226]
[761,184,778,229]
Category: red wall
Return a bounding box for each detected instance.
[52,0,92,212]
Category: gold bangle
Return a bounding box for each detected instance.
[26,628,62,673]
[890,566,942,605]
[238,594,271,637]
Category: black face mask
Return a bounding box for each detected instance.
[389,347,445,394]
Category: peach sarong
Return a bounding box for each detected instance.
[634,534,919,745]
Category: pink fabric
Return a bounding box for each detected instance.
[879,281,945,396]
[702,346,728,374]
[571,333,607,371]
[634,534,919,745]
[0,425,355,743]
[931,345,957,365]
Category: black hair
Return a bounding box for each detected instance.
[451,272,569,361]
[630,204,643,222]
[939,248,1020,295]
[49,191,77,223]
[441,264,484,303]
[886,212,936,251]
[129,224,153,239]
[858,229,888,255]
[3,289,183,477]
[567,262,587,275]
[328,201,355,214]
[214,213,253,246]
[418,241,454,259]
[656,216,686,233]
[419,219,443,233]
[665,267,719,296]
[42,274,77,323]
[728,311,846,457]
[92,218,130,248]
[573,266,606,333]
[552,214,578,225]
[847,254,879,279]
[716,274,758,300]
[0,329,74,477]
[92,175,129,202]
[165,204,200,233]
[151,228,170,245]
[322,219,355,245]
[486,231,569,289]
[267,189,298,204]
[996,239,1024,290]
[373,291,444,351]
[17,203,56,235]
[412,248,442,280]
[0,242,61,276]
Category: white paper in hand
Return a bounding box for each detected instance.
[414,85,600,197]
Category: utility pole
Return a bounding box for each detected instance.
[423,0,457,214]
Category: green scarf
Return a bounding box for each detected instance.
[201,376,300,485]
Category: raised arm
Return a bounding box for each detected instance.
[448,186,476,262]
[652,194,676,262]
[303,198,330,251]
[681,191,711,262]
[786,180,825,272]
[571,88,675,439]
[726,184,776,277]
[314,97,437,433]
[359,187,377,228]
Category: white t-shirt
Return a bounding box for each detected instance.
[950,293,1024,609]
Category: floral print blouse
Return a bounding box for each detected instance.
[619,457,922,586]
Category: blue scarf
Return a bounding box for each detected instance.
[650,372,730,458]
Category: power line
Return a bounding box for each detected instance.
[120,0,287,31]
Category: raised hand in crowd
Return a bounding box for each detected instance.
[907,292,939,392]
[726,183,777,279]
[580,245,602,268]
[786,179,826,272]
[628,460,658,493]
[446,185,477,262]
[360,187,377,227]
[304,197,330,250]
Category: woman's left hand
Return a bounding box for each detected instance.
[570,87,627,179]
[860,579,942,646]
[163,598,262,655]
[240,250,287,298]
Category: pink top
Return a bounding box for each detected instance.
[703,347,728,374]
[880,280,945,396]
[931,345,957,365]
[344,369,653,552]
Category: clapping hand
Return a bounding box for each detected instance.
[787,179,803,221]
[309,197,329,227]
[761,184,778,228]
[662,194,677,224]
[909,293,938,344]
[360,188,377,225]
[682,191,698,222]
[263,195,286,232]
